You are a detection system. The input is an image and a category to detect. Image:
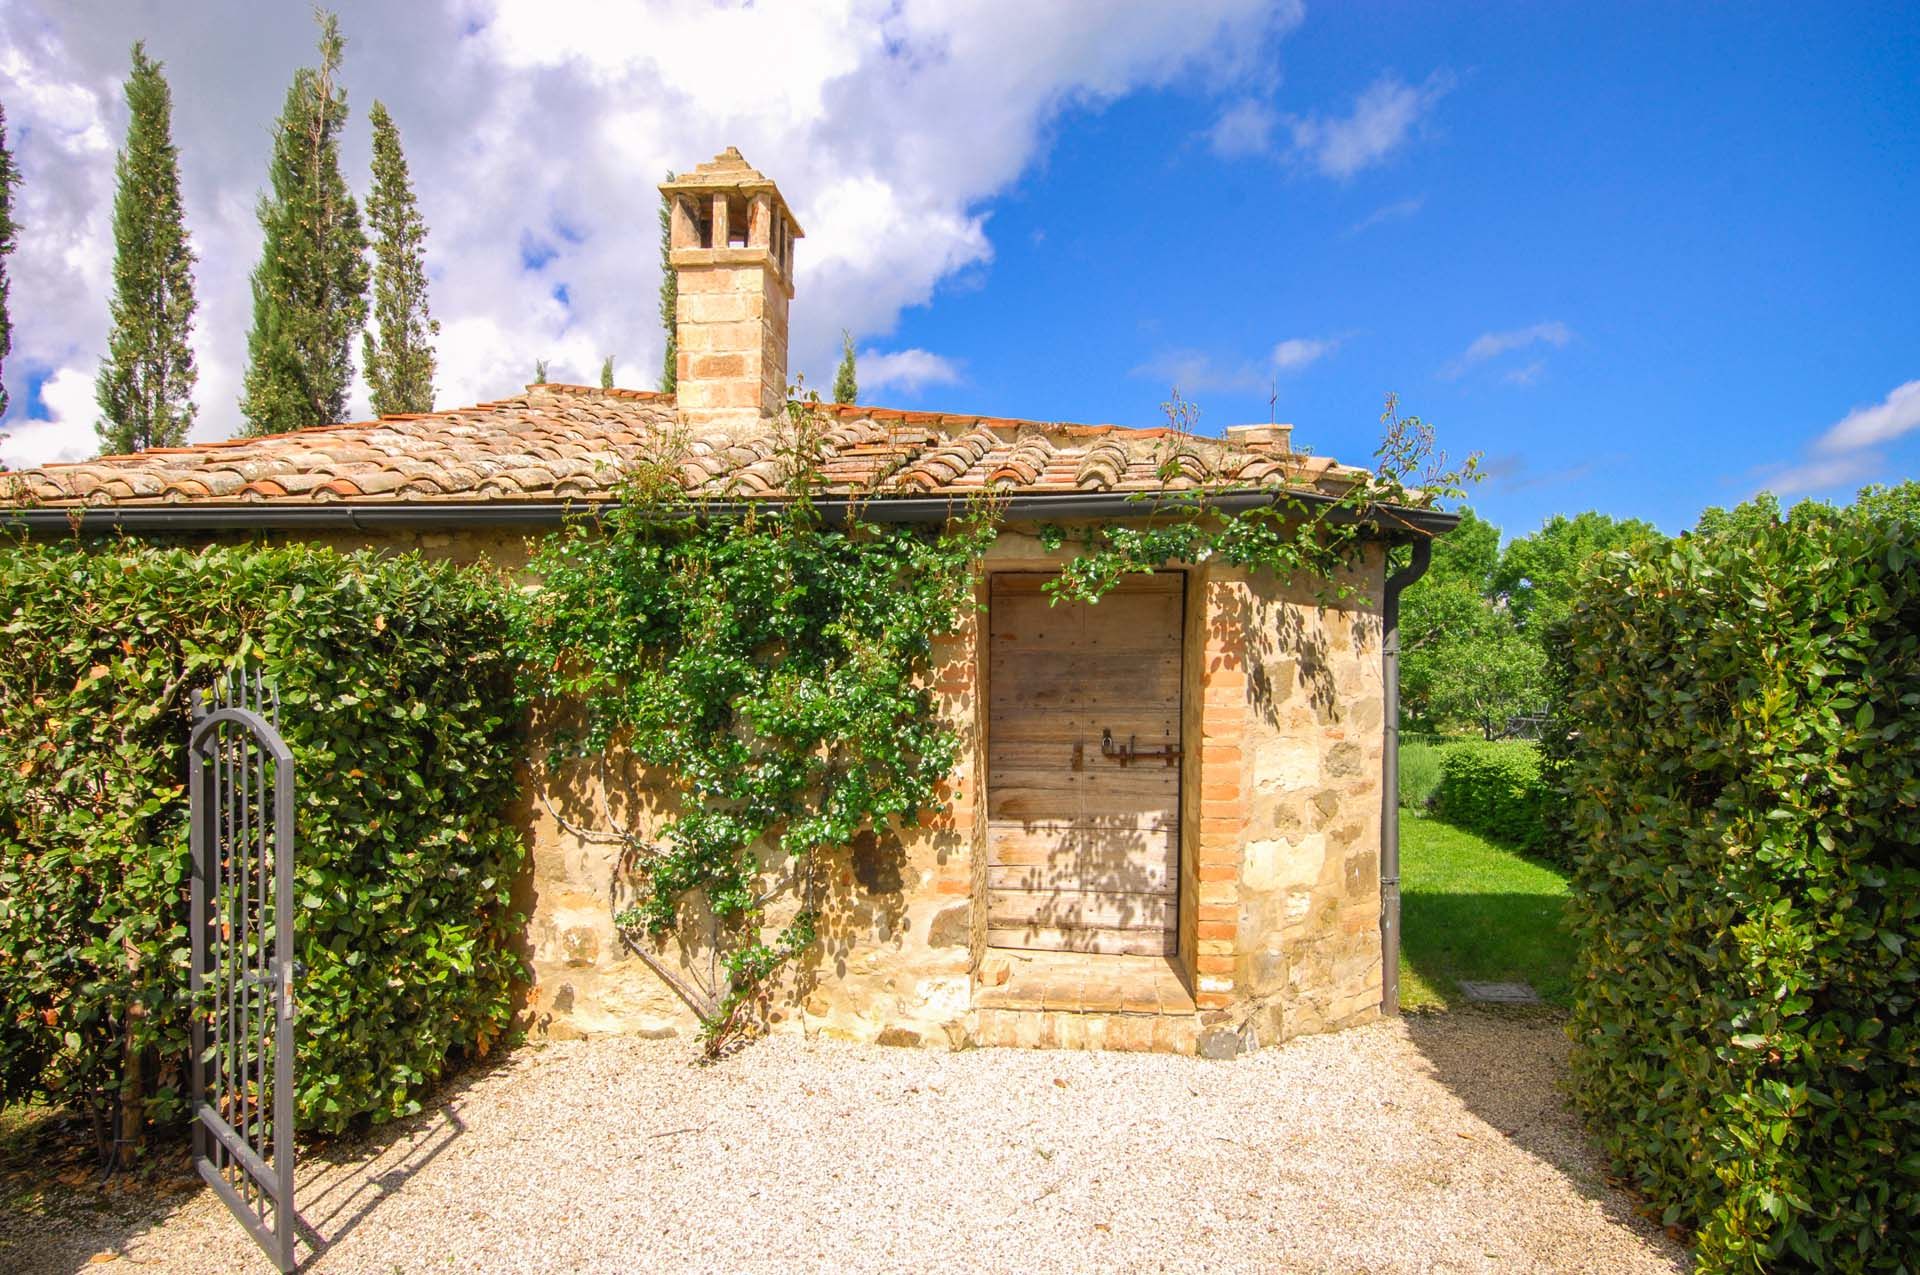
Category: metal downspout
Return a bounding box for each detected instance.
[1379,537,1432,1017]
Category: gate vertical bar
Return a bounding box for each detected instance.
[273,707,297,1269]
[188,690,209,1175]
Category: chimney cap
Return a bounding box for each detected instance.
[1224,423,1293,454]
[659,147,805,238]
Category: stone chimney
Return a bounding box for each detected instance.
[660,148,804,431]
[1224,424,1294,454]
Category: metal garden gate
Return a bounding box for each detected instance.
[189,671,298,1273]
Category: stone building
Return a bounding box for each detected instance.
[1,149,1454,1056]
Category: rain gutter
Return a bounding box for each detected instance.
[1378,536,1434,1017]
[1,489,1461,538]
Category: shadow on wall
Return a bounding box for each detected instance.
[1208,560,1383,733]
[521,697,949,1034]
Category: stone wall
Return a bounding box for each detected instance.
[1197,553,1388,1045]
[305,521,1388,1052]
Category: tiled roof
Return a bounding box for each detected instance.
[0,383,1361,509]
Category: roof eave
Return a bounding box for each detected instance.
[0,489,1460,539]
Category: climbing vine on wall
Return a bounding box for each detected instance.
[517,391,1470,1052]
[513,396,996,1049]
[1040,393,1478,605]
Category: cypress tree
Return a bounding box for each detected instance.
[658,171,676,394]
[362,100,436,416]
[833,330,858,404]
[533,358,548,385]
[0,100,18,420]
[95,44,198,454]
[600,355,614,389]
[239,11,368,435]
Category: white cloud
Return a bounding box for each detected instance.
[1503,359,1546,387]
[1288,71,1451,180]
[1444,321,1573,379]
[1,366,95,463]
[1130,348,1260,394]
[1271,335,1339,370]
[0,0,1297,467]
[1758,450,1887,498]
[1812,379,1920,454]
[1207,98,1277,159]
[1132,332,1341,393]
[1755,379,1920,498]
[1345,195,1424,237]
[857,348,961,396]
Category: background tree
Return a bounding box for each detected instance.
[1400,509,1543,734]
[1400,507,1668,737]
[0,99,18,420]
[600,355,614,389]
[833,329,858,404]
[238,11,368,436]
[1854,479,1920,523]
[94,44,198,454]
[1492,510,1664,634]
[533,357,547,385]
[658,171,676,394]
[361,99,436,417]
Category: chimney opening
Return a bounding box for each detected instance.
[726,195,750,247]
[685,197,713,249]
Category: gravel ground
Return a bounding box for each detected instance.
[4,1011,1686,1274]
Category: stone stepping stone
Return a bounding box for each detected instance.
[1458,980,1543,1005]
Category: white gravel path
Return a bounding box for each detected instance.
[5,1012,1686,1274]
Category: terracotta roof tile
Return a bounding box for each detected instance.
[0,382,1366,510]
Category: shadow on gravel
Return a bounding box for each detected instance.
[289,1095,469,1267]
[1402,1007,1684,1264]
[0,1053,505,1275]
[0,1103,202,1275]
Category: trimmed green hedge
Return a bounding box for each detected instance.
[1429,740,1552,856]
[0,539,526,1137]
[1557,496,1919,1270]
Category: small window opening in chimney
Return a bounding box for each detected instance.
[726,195,750,247]
[687,197,713,249]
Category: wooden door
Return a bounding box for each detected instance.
[986,572,1182,955]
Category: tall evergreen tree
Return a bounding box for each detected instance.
[239,11,368,436]
[361,99,436,416]
[533,358,548,385]
[833,330,858,404]
[658,171,676,394]
[95,44,198,454]
[600,355,614,389]
[0,100,18,420]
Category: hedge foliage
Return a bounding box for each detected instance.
[0,539,525,1136]
[1396,738,1447,810]
[1429,739,1553,857]
[1557,495,1919,1270]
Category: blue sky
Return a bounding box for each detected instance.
[872,3,1920,538]
[1,2,1914,541]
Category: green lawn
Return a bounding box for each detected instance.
[1397,811,1578,1009]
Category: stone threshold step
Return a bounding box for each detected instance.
[976,949,1197,1018]
[971,1006,1200,1054]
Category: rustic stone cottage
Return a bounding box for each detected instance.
[1,149,1453,1057]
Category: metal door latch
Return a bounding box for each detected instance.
[1101,727,1181,767]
